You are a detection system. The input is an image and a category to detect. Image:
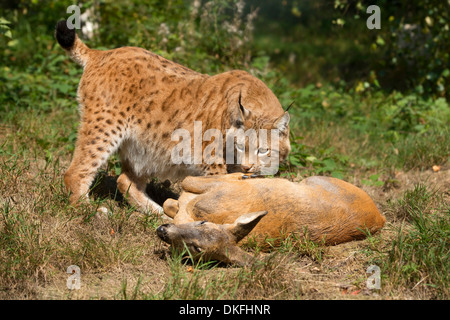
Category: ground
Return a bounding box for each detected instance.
[0,135,448,299]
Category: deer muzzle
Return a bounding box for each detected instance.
[156,224,171,242]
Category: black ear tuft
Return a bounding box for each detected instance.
[236,90,251,126]
[273,112,290,134]
[55,20,76,49]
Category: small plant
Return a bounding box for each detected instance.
[361,173,384,187]
[244,228,327,263]
[150,246,223,300]
[276,230,327,263]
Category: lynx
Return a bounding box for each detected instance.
[56,20,290,215]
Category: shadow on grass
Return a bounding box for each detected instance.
[89,171,179,208]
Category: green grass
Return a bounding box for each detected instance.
[136,248,302,300]
[270,81,450,180]
[374,184,449,299]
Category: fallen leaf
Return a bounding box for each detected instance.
[432,165,441,172]
[110,228,115,236]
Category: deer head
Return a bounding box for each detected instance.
[156,211,268,266]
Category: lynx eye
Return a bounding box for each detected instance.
[199,221,207,225]
[258,147,269,155]
[236,143,245,152]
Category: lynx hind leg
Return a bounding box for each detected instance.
[65,122,119,206]
[117,168,163,216]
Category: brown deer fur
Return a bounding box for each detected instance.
[158,173,386,265]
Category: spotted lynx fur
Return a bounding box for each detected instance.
[56,20,290,215]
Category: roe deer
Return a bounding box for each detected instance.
[157,173,386,266]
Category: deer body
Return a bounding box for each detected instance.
[158,173,385,265]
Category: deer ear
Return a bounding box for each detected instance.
[273,112,290,134]
[226,211,268,243]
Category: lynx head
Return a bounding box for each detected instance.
[226,90,291,175]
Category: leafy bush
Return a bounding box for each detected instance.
[334,0,449,100]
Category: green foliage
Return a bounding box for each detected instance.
[273,77,449,177]
[0,17,12,38]
[85,0,258,72]
[333,0,450,100]
[0,54,80,111]
[1,0,254,71]
[361,174,384,187]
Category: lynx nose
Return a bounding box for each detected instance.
[157,224,170,242]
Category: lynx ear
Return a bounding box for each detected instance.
[273,112,290,134]
[236,92,251,125]
[225,211,268,243]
